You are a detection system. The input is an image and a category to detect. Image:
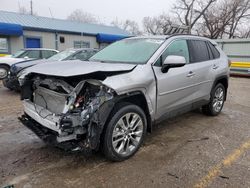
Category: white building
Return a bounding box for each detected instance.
[0,11,129,56]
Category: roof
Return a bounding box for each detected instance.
[23,48,59,52]
[0,11,130,36]
[132,35,169,40]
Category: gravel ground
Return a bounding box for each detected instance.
[0,77,250,188]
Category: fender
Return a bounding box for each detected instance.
[212,75,229,100]
[88,91,153,150]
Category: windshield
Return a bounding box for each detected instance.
[89,38,164,64]
[48,49,77,61]
[12,50,26,58]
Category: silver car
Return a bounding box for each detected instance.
[18,35,230,161]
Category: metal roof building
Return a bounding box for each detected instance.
[0,11,129,55]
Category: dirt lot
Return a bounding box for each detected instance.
[0,77,250,188]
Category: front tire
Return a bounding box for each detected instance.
[202,83,225,116]
[0,65,9,80]
[103,103,147,161]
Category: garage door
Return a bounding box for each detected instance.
[25,38,41,48]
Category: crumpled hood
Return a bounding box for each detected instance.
[0,57,27,66]
[23,60,136,77]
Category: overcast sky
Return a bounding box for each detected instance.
[1,0,175,25]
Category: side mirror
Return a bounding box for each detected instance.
[24,56,29,59]
[161,55,186,73]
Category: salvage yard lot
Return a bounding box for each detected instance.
[0,77,250,188]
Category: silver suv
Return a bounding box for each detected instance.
[19,35,229,161]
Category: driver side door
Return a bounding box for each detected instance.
[153,39,197,121]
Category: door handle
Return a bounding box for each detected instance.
[187,71,195,77]
[213,64,219,70]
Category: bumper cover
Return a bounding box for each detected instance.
[2,75,20,90]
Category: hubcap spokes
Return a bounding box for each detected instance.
[112,113,143,155]
[0,68,7,79]
[213,87,224,112]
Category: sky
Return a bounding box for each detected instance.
[1,0,175,25]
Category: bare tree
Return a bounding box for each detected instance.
[195,0,250,38]
[173,0,217,33]
[227,0,250,38]
[67,9,98,24]
[238,26,250,38]
[195,1,232,38]
[142,13,176,35]
[111,19,141,35]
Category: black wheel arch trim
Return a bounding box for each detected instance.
[89,91,152,150]
[212,75,228,100]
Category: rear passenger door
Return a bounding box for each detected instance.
[187,40,218,105]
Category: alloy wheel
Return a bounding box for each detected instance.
[212,87,224,112]
[112,112,143,156]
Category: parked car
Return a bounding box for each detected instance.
[0,48,58,79]
[18,35,229,161]
[3,48,98,91]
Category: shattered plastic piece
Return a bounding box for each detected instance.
[219,175,229,179]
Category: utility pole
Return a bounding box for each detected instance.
[30,0,33,15]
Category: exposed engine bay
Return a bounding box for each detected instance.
[19,75,116,152]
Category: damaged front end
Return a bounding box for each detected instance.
[19,75,116,152]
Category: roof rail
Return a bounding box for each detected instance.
[169,33,199,37]
[163,25,189,35]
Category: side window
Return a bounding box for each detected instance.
[22,50,40,59]
[71,51,88,61]
[154,40,189,66]
[188,40,210,63]
[42,50,57,59]
[207,42,220,59]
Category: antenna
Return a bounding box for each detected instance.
[30,0,33,15]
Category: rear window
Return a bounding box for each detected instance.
[188,40,210,63]
[207,42,220,59]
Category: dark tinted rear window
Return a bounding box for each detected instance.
[188,40,210,63]
[207,42,220,59]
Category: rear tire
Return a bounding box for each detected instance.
[202,83,225,116]
[102,103,147,161]
[0,65,9,80]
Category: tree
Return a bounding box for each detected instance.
[227,0,250,38]
[67,9,98,24]
[196,0,250,38]
[111,19,141,35]
[173,0,217,33]
[143,13,176,35]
